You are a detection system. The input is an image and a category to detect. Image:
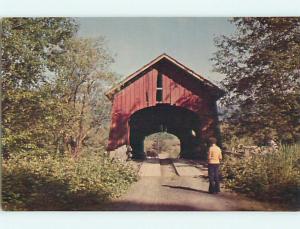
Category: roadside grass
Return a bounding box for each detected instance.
[2,152,138,210]
[220,144,300,207]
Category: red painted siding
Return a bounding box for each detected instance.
[107,64,216,151]
[107,68,158,150]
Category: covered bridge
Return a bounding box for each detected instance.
[105,53,224,159]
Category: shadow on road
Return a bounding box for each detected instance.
[162,184,209,194]
[102,200,207,211]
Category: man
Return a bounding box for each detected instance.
[207,137,222,194]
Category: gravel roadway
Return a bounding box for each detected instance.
[103,153,288,211]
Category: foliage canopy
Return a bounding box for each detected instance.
[212,18,300,143]
[1,18,116,157]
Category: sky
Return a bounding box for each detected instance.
[76,18,235,85]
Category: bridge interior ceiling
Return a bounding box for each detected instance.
[129,104,204,159]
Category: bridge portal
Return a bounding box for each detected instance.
[105,54,224,159]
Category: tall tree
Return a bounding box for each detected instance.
[1,18,78,155]
[212,17,300,143]
[56,38,115,157]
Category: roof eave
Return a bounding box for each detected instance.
[105,53,224,100]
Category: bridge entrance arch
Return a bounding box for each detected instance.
[129,104,202,159]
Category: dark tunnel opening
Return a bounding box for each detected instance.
[128,104,205,159]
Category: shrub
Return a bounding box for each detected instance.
[220,144,300,205]
[2,152,138,210]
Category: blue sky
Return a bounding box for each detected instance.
[76,18,235,85]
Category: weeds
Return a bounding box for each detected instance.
[2,152,138,210]
[221,144,300,206]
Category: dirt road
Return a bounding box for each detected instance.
[103,154,286,211]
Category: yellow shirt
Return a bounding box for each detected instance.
[208,144,222,164]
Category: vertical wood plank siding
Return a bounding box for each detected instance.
[107,63,217,151]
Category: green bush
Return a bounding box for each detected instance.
[2,152,138,210]
[220,144,300,205]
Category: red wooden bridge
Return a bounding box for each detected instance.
[105,54,224,159]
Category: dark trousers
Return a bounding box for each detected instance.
[208,164,220,193]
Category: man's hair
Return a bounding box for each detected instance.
[209,137,217,145]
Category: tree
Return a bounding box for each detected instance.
[56,38,115,157]
[1,18,78,156]
[212,17,300,144]
[151,135,163,154]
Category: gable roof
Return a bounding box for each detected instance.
[105,53,225,100]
